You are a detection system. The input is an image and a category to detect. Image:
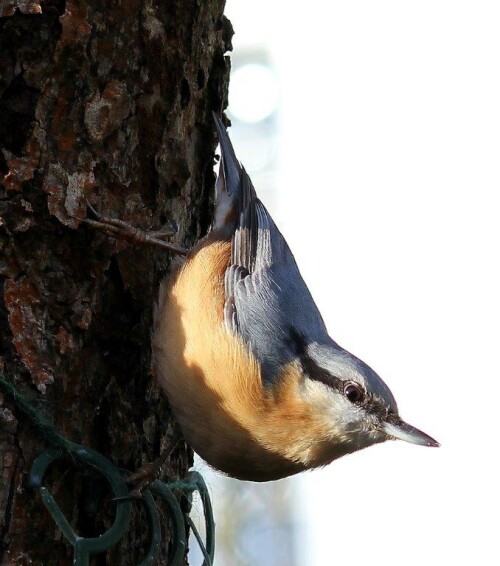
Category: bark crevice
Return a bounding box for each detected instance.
[0,1,231,563]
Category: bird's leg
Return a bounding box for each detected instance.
[81,203,190,256]
[119,439,181,500]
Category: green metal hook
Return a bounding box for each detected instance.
[28,445,132,566]
[3,374,215,565]
[187,471,215,566]
[27,448,216,565]
[147,481,187,566]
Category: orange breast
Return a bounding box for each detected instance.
[153,237,339,480]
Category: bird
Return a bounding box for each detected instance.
[151,114,439,482]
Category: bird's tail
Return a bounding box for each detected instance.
[212,113,257,236]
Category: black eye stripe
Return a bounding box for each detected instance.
[288,328,370,403]
[287,328,343,390]
[300,352,343,391]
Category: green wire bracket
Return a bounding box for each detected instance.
[27,446,215,565]
[27,446,133,566]
[0,374,215,565]
[156,472,216,566]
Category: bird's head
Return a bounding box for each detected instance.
[293,338,439,459]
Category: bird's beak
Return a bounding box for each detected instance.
[382,416,439,447]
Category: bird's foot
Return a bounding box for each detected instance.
[81,203,189,256]
[117,442,180,501]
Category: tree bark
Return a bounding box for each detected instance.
[0,0,231,564]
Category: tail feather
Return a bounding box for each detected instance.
[213,113,241,197]
[212,113,257,235]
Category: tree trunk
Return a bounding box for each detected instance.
[0,1,231,564]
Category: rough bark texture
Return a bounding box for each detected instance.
[0,0,231,564]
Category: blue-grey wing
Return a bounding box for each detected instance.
[224,178,330,384]
[213,114,330,385]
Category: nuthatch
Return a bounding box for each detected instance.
[151,114,438,482]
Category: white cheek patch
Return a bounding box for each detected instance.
[300,379,333,409]
[300,378,383,447]
[300,379,347,427]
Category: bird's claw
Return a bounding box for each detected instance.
[81,202,189,256]
[114,441,180,501]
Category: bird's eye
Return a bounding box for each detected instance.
[344,382,364,404]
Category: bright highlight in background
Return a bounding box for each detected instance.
[229,64,280,123]
[223,1,500,565]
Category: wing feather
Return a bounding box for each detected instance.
[213,115,329,384]
[225,169,329,384]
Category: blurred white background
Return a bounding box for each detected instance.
[193,2,500,565]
